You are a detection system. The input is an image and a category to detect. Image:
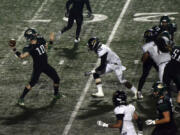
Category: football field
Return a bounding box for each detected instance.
[0,0,180,135]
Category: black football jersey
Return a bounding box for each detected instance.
[66,0,92,15]
[156,97,175,127]
[23,36,48,67]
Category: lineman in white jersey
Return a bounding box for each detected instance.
[142,36,171,82]
[85,37,138,98]
[97,90,143,135]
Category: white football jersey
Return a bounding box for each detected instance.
[147,44,171,66]
[97,44,121,65]
[142,41,155,53]
[114,104,137,134]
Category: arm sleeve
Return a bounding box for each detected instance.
[66,0,73,13]
[95,53,107,72]
[85,0,92,13]
[23,46,31,53]
[158,103,169,112]
[116,114,124,120]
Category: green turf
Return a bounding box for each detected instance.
[0,0,180,135]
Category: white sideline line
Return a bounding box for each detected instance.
[61,0,132,135]
[1,0,49,65]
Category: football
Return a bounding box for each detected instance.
[9,39,16,47]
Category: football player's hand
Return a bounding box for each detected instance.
[65,12,69,17]
[84,70,95,76]
[9,39,16,48]
[87,11,92,18]
[145,119,155,125]
[137,131,143,135]
[49,32,55,41]
[84,71,92,76]
[97,120,108,127]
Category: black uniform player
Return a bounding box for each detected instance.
[152,15,177,42]
[163,45,180,103]
[145,82,177,135]
[10,28,60,106]
[137,29,158,99]
[57,0,92,43]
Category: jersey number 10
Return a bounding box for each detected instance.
[36,45,46,55]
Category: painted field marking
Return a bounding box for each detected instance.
[1,0,49,65]
[134,12,179,22]
[24,19,51,23]
[62,0,132,135]
[22,60,28,65]
[63,14,108,23]
[58,60,64,65]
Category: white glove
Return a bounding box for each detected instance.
[137,131,143,135]
[97,120,108,127]
[145,119,155,125]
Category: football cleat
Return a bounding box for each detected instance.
[74,38,80,43]
[17,98,25,106]
[91,92,104,98]
[53,93,61,100]
[137,91,143,99]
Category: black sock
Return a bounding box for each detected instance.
[20,87,30,99]
[54,86,59,96]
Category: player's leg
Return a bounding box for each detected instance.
[92,73,104,97]
[114,65,137,99]
[173,75,180,104]
[18,69,41,106]
[57,13,75,38]
[158,62,168,82]
[138,58,154,98]
[43,64,60,99]
[74,15,83,43]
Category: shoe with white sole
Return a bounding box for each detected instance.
[74,38,80,43]
[137,91,143,99]
[91,92,104,98]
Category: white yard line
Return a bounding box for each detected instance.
[61,0,132,135]
[1,0,49,65]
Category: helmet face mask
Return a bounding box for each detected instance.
[24,28,38,41]
[144,29,155,43]
[152,82,168,98]
[112,90,127,106]
[160,16,171,29]
[87,37,100,51]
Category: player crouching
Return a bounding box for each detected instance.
[97,90,143,135]
[85,37,138,99]
[9,28,61,106]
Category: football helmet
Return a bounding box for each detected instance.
[112,90,127,106]
[160,16,171,28]
[144,29,155,43]
[155,35,171,52]
[24,28,38,40]
[152,81,168,98]
[87,37,101,51]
